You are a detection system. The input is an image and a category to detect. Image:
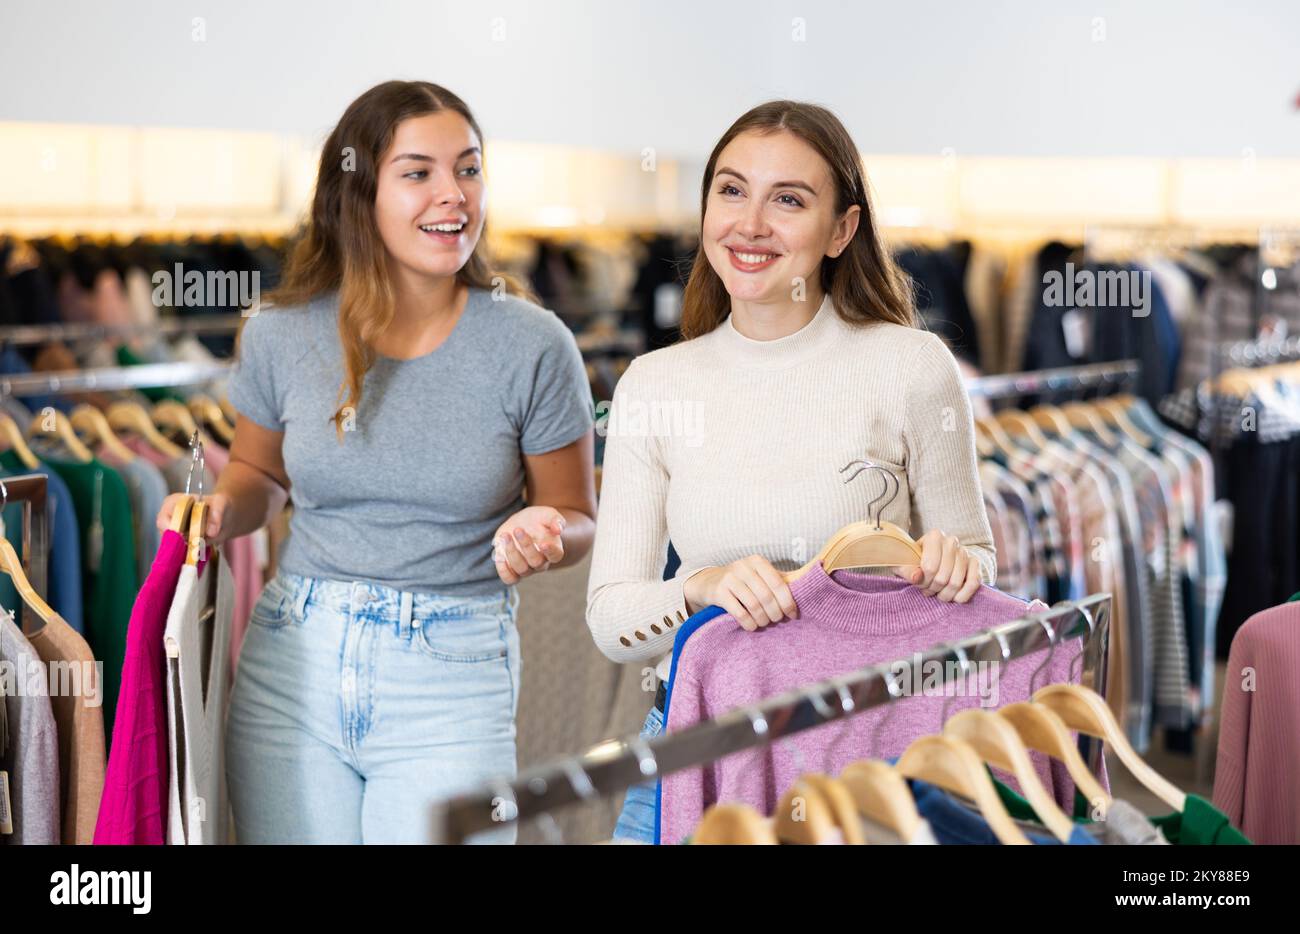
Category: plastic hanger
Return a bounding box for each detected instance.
[69,404,136,463]
[0,413,41,470]
[784,461,921,583]
[26,410,93,463]
[0,479,58,633]
[107,401,186,460]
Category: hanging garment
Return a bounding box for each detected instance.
[0,611,60,844]
[166,543,233,845]
[31,451,138,749]
[0,449,85,634]
[657,568,1104,846]
[94,529,188,845]
[199,439,262,682]
[1214,601,1300,844]
[95,445,169,590]
[992,773,1250,845]
[23,615,105,844]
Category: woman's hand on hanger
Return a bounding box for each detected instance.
[892,529,983,603]
[155,491,232,543]
[682,556,799,631]
[492,506,567,584]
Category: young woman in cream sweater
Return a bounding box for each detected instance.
[585,100,996,843]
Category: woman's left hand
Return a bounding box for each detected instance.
[893,529,983,603]
[492,506,567,584]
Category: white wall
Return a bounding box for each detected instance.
[2,0,1298,160]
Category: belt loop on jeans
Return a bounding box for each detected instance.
[399,590,414,637]
[295,578,313,618]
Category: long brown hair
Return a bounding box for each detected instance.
[265,80,529,438]
[679,100,914,339]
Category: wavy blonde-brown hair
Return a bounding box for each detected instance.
[680,100,915,339]
[265,80,530,439]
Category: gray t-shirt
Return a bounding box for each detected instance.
[227,287,593,595]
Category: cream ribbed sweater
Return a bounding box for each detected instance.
[585,295,997,681]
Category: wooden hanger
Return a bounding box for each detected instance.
[0,537,57,631]
[998,701,1111,818]
[0,413,40,470]
[799,773,866,845]
[185,498,209,566]
[69,405,136,463]
[26,410,93,463]
[1027,404,1075,439]
[189,395,234,445]
[693,803,777,845]
[1058,402,1119,447]
[218,394,237,426]
[168,494,194,533]
[975,415,1027,461]
[106,401,185,460]
[1091,398,1152,448]
[895,734,1031,845]
[995,410,1051,452]
[943,708,1074,842]
[784,462,922,583]
[152,400,201,441]
[774,778,841,844]
[839,759,923,842]
[1033,683,1186,812]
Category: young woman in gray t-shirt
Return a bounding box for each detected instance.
[154,81,596,844]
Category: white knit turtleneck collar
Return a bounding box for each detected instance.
[706,293,843,369]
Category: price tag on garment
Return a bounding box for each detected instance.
[0,771,12,835]
[252,527,270,571]
[1062,309,1088,359]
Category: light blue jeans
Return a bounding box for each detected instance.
[225,570,521,844]
[612,704,664,844]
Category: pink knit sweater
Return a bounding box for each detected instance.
[1213,601,1300,844]
[660,568,1106,845]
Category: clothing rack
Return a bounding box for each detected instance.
[434,591,1113,844]
[0,314,243,347]
[0,473,50,603]
[964,359,1138,401]
[0,360,231,398]
[1223,334,1300,367]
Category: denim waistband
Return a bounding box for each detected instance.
[274,570,517,628]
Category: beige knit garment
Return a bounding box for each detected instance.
[586,295,998,682]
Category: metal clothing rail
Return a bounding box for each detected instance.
[434,591,1112,844]
[1223,334,1300,367]
[0,360,231,398]
[0,314,243,347]
[964,360,1138,401]
[0,473,49,604]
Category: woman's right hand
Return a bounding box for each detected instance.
[683,555,799,631]
[155,491,233,544]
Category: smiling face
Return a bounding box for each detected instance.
[701,129,859,307]
[373,110,486,284]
